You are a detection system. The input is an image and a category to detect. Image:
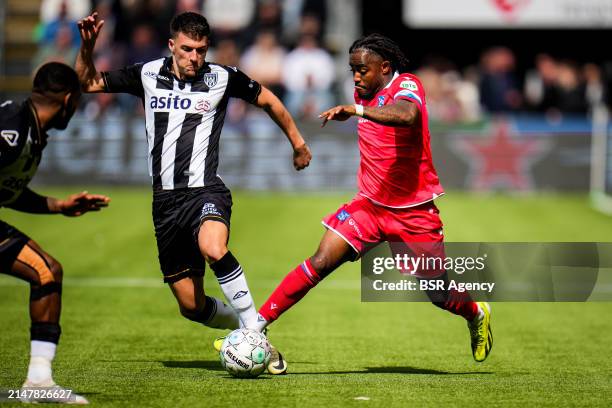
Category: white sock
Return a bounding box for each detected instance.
[212,253,259,328]
[218,271,258,328]
[204,297,240,329]
[248,313,269,332]
[26,341,56,384]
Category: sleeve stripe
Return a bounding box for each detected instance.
[394,90,422,105]
[101,72,110,92]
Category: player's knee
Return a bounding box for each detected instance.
[309,252,335,276]
[200,243,227,263]
[48,259,63,283]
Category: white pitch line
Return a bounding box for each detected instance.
[0,276,361,290]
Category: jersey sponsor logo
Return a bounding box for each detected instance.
[336,209,350,222]
[203,72,218,88]
[400,80,419,91]
[2,175,32,190]
[195,98,212,113]
[149,93,193,110]
[144,71,170,81]
[1,130,19,146]
[378,95,385,107]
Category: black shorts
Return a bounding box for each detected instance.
[0,220,30,273]
[152,185,232,283]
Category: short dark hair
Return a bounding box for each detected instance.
[32,62,80,96]
[170,12,210,39]
[349,34,410,73]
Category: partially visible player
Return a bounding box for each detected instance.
[250,34,493,362]
[0,62,110,404]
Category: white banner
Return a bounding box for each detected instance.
[403,0,612,28]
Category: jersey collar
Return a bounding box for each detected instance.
[25,99,44,146]
[384,71,400,89]
[163,56,211,82]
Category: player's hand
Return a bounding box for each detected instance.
[319,105,356,127]
[59,191,110,217]
[293,143,312,171]
[77,12,105,51]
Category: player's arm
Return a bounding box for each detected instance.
[7,188,110,216]
[254,86,312,170]
[319,99,419,128]
[75,12,106,93]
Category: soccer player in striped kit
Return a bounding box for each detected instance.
[76,12,311,374]
[251,34,493,363]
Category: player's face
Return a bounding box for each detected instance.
[350,50,391,100]
[169,32,209,79]
[51,90,80,130]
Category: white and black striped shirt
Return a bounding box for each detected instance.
[102,57,261,190]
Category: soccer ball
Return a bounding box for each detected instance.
[219,328,271,378]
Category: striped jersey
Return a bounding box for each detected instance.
[102,57,261,190]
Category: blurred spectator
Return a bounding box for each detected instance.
[241,30,287,98]
[126,24,165,66]
[241,0,284,44]
[282,0,327,46]
[583,63,606,112]
[177,0,203,13]
[524,53,560,112]
[36,0,83,47]
[40,0,91,25]
[32,23,78,68]
[417,64,481,123]
[203,0,255,43]
[555,61,588,114]
[479,47,522,113]
[282,34,335,118]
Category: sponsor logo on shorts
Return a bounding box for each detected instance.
[201,202,222,217]
[336,210,350,222]
[348,218,363,238]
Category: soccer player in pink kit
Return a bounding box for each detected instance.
[252,34,492,364]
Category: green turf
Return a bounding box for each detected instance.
[1,188,611,407]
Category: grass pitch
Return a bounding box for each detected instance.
[1,188,611,407]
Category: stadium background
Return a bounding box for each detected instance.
[1,1,612,407]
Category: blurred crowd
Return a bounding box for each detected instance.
[33,0,612,124]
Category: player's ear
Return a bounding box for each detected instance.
[381,60,392,75]
[168,38,175,53]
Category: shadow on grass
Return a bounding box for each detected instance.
[160,360,224,371]
[290,366,494,375]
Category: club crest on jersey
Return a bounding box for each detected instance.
[203,72,218,88]
[1,130,19,147]
[400,80,418,91]
[336,210,350,222]
[378,96,385,107]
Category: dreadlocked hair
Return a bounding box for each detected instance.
[349,33,410,73]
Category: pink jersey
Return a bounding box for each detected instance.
[355,72,444,208]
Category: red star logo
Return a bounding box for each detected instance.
[454,119,551,191]
[490,0,531,20]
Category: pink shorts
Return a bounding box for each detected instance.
[322,195,445,278]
